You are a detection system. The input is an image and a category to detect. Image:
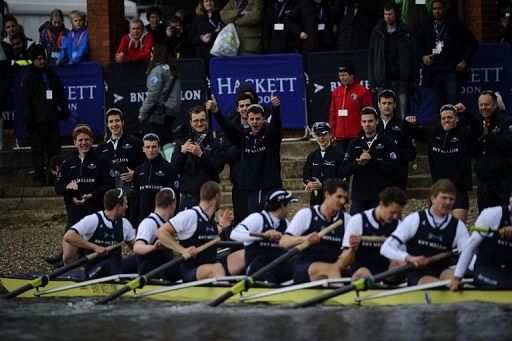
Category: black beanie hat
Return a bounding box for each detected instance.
[29,44,47,61]
[338,60,355,76]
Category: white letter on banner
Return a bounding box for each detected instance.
[217,78,232,95]
[67,86,76,100]
[254,78,265,93]
[130,93,137,102]
[266,78,276,93]
[285,78,296,92]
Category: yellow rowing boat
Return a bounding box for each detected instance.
[1,276,510,306]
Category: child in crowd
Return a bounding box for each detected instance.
[57,10,88,65]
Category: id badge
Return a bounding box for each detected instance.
[318,23,325,31]
[46,90,53,100]
[274,23,284,31]
[338,109,348,117]
[415,0,426,4]
[435,41,443,54]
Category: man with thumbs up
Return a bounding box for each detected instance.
[208,92,283,215]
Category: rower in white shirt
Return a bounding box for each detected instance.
[340,187,407,280]
[230,189,298,284]
[380,179,469,285]
[450,193,512,290]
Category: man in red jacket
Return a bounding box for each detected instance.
[329,60,372,151]
[115,18,155,63]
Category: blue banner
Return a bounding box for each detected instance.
[14,61,105,140]
[209,54,307,130]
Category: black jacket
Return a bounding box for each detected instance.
[285,0,336,52]
[473,111,512,180]
[189,11,223,65]
[213,106,282,191]
[368,20,418,89]
[405,111,482,191]
[340,133,398,201]
[55,149,114,225]
[96,134,145,175]
[20,64,69,132]
[262,0,300,53]
[131,154,178,225]
[303,144,344,205]
[334,0,381,50]
[378,116,417,189]
[171,127,224,195]
[420,15,478,83]
[221,116,246,184]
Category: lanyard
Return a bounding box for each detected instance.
[427,209,449,230]
[274,1,287,22]
[341,86,347,109]
[365,134,378,149]
[47,29,64,51]
[41,72,49,90]
[73,30,85,50]
[434,22,445,42]
[207,13,217,29]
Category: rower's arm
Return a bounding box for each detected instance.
[156,222,187,254]
[337,248,355,271]
[279,233,308,249]
[133,240,158,255]
[63,229,102,253]
[453,232,483,278]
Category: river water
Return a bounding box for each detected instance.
[1,299,511,340]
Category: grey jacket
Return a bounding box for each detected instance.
[139,63,181,119]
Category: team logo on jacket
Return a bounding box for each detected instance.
[150,76,159,85]
[389,152,397,159]
[155,171,165,177]
[351,94,358,100]
[450,137,459,143]
[121,144,132,150]
[376,144,384,150]
[87,163,97,170]
[391,126,402,131]
[109,170,117,177]
[174,180,180,189]
[492,126,500,133]
[427,233,444,243]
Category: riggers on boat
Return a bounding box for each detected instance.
[1,275,510,306]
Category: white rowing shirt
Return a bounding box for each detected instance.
[71,211,136,242]
[230,210,287,246]
[380,209,468,262]
[136,212,166,245]
[168,206,210,240]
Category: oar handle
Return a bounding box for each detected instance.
[360,236,387,243]
[297,219,343,252]
[195,237,221,254]
[85,242,125,261]
[249,232,267,239]
[468,226,505,236]
[424,250,457,265]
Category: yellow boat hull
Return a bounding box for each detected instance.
[1,277,511,306]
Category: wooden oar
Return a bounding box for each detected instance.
[360,236,387,243]
[468,226,505,236]
[355,278,473,303]
[208,219,344,307]
[240,277,351,302]
[96,237,220,305]
[292,249,456,308]
[2,242,124,299]
[35,274,138,296]
[132,275,245,298]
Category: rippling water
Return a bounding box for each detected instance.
[1,299,512,340]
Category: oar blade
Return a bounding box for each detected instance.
[96,281,137,305]
[2,276,49,299]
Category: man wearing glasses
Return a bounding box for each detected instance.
[303,121,344,206]
[171,105,224,211]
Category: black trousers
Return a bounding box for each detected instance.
[29,120,61,182]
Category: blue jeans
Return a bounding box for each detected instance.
[430,71,461,115]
